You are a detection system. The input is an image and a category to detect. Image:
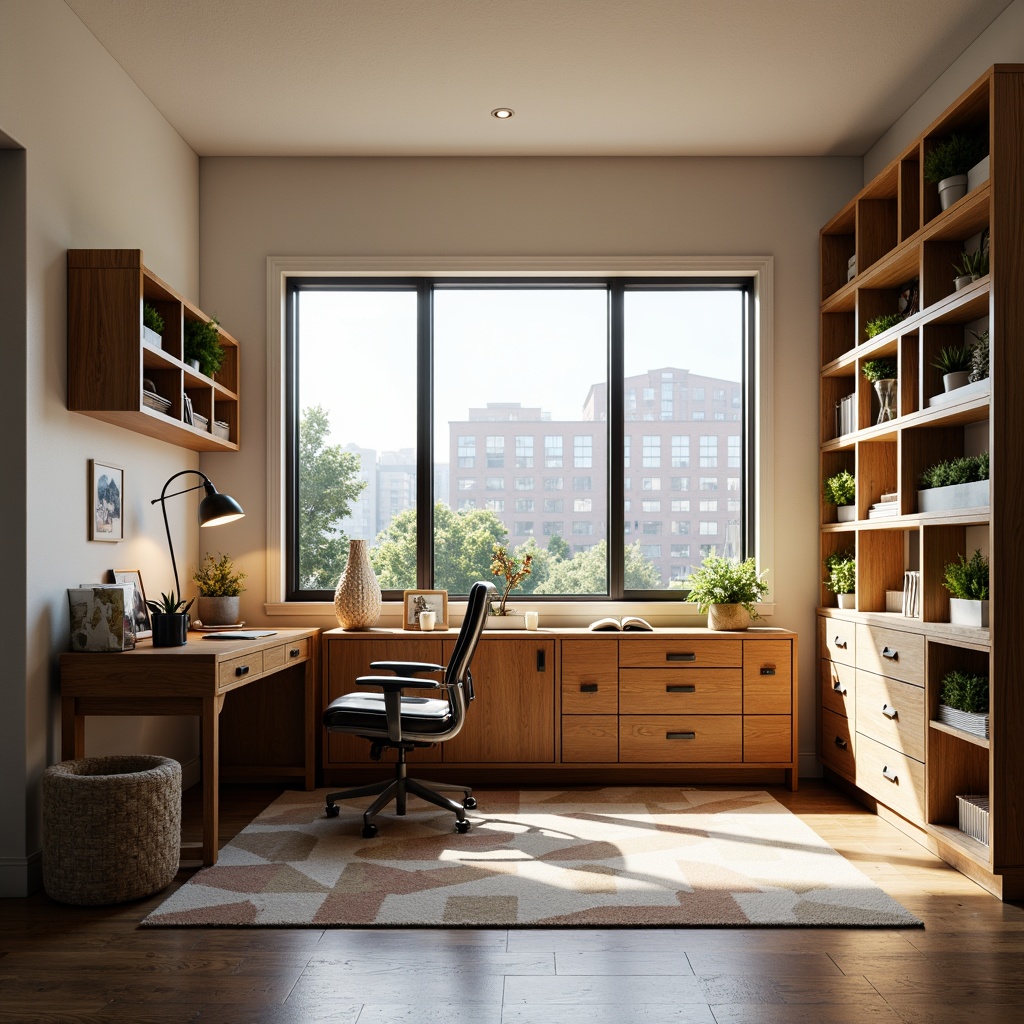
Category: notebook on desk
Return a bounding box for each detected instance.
[202,630,277,640]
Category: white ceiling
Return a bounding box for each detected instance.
[64,0,1013,157]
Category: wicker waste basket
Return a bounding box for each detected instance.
[43,754,181,905]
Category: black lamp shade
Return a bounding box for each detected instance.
[199,487,245,527]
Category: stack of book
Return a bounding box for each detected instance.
[835,393,856,437]
[868,491,899,519]
[847,253,857,282]
[902,570,920,617]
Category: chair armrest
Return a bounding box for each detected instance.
[356,675,443,693]
[369,660,445,676]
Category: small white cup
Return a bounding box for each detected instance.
[419,610,436,631]
[524,610,539,631]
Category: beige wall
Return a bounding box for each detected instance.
[199,154,863,781]
[0,0,200,895]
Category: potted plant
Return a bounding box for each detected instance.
[487,544,533,627]
[932,342,973,393]
[942,549,989,627]
[924,132,987,210]
[968,329,989,383]
[862,357,898,424]
[824,550,856,609]
[864,313,904,340]
[937,669,989,738]
[686,552,768,630]
[183,315,224,378]
[952,240,989,290]
[142,303,164,350]
[192,552,246,627]
[145,591,194,647]
[823,469,856,522]
[918,452,989,513]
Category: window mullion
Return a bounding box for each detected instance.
[416,281,433,588]
[608,283,625,599]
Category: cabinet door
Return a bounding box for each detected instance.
[441,638,555,763]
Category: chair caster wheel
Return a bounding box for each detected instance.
[455,819,471,834]
[361,823,379,838]
[325,803,340,818]
[463,796,477,810]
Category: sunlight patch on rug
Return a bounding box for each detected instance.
[143,788,922,928]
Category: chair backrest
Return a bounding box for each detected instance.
[445,581,495,695]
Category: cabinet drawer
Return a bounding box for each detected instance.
[820,616,856,665]
[820,707,855,779]
[744,716,792,763]
[618,638,742,669]
[856,625,924,686]
[743,639,792,714]
[855,670,925,763]
[619,715,742,762]
[855,731,925,825]
[218,651,264,687]
[561,639,618,714]
[619,668,741,714]
[820,658,856,720]
[264,638,310,672]
[562,715,618,763]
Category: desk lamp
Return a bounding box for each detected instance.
[151,471,244,598]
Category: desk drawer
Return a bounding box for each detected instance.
[265,638,311,672]
[743,639,792,714]
[855,731,925,825]
[820,616,856,665]
[219,651,264,687]
[856,624,924,686]
[619,638,742,669]
[821,658,856,720]
[562,716,619,763]
[619,715,742,762]
[619,668,741,714]
[744,716,792,763]
[820,707,855,779]
[855,670,925,763]
[561,639,618,714]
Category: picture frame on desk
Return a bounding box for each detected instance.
[89,459,123,542]
[402,589,448,630]
[112,568,152,639]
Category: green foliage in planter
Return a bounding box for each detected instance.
[923,132,987,184]
[823,469,856,507]
[864,315,904,341]
[939,669,989,714]
[953,242,989,280]
[686,553,768,616]
[184,315,224,377]
[145,590,195,615]
[192,552,246,597]
[918,452,989,489]
[932,342,973,375]
[824,550,856,595]
[861,356,898,381]
[143,302,164,334]
[942,549,989,601]
[968,329,989,383]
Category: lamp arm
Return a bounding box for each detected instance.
[151,470,212,599]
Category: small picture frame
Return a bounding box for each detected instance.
[111,569,152,639]
[402,589,449,630]
[90,460,123,542]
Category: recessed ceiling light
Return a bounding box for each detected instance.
[491,108,515,119]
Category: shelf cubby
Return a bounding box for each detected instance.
[856,527,911,614]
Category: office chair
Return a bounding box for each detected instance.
[322,580,495,837]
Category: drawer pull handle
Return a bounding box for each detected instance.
[235,665,250,677]
[666,731,696,740]
[537,649,546,672]
[881,704,898,720]
[760,667,776,676]
[834,735,848,750]
[882,765,898,783]
[666,652,697,662]
[666,684,696,693]
[833,636,847,648]
[832,681,847,694]
[882,647,898,660]
[580,683,599,693]
[289,648,301,657]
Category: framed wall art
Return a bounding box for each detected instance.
[402,589,449,630]
[90,460,123,542]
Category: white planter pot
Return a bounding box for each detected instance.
[954,275,974,291]
[836,593,856,610]
[707,603,750,631]
[142,326,162,350]
[485,614,526,630]
[938,704,989,739]
[918,479,989,514]
[949,598,989,628]
[836,505,856,522]
[938,174,968,210]
[967,154,990,192]
[942,371,971,392]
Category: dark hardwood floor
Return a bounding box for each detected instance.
[2,780,1023,1023]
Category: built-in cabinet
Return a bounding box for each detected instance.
[67,249,240,451]
[817,66,1024,899]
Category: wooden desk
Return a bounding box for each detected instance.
[60,627,319,865]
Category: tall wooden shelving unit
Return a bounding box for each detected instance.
[817,66,1024,899]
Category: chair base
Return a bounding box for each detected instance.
[324,751,474,836]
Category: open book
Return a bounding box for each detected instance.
[588,616,653,632]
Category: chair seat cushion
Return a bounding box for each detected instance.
[323,692,453,734]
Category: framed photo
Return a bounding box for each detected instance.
[112,569,152,639]
[402,589,449,630]
[90,460,123,542]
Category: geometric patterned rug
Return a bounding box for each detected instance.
[143,787,922,928]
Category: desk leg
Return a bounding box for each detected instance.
[202,694,225,865]
[61,698,84,761]
[304,657,316,791]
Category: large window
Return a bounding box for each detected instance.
[284,276,754,601]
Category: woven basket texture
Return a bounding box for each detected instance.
[43,755,181,905]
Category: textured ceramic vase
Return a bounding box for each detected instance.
[333,539,382,630]
[707,603,750,631]
[197,595,240,626]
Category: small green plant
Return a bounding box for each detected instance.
[918,452,989,489]
[145,590,195,616]
[942,549,989,601]
[864,314,904,340]
[923,132,987,184]
[953,243,989,281]
[940,669,989,714]
[862,357,898,382]
[184,315,224,377]
[686,553,768,616]
[142,302,164,334]
[824,550,856,595]
[968,329,989,382]
[823,469,856,507]
[192,552,246,597]
[932,342,973,375]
